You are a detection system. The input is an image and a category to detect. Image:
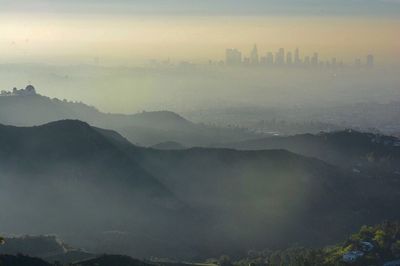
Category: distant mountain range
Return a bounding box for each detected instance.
[1,120,400,258]
[0,90,259,146]
[217,130,400,176]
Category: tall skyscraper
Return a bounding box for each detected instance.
[275,48,285,65]
[366,54,374,68]
[311,52,319,66]
[275,51,280,65]
[294,48,301,65]
[266,52,274,65]
[286,52,293,65]
[225,48,242,65]
[250,44,259,65]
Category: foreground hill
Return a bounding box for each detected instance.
[0,88,258,146]
[234,221,400,266]
[0,120,190,258]
[1,121,400,258]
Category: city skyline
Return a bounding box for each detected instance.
[224,45,374,68]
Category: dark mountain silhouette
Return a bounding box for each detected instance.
[1,121,400,258]
[0,90,259,146]
[0,120,191,258]
[0,120,175,200]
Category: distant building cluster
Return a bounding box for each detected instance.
[224,45,375,69]
[0,85,37,97]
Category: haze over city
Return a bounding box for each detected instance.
[0,0,398,116]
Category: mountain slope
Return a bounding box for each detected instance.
[131,147,400,256]
[1,121,400,258]
[0,120,189,258]
[0,120,172,196]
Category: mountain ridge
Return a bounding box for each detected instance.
[218,129,400,174]
[0,90,259,146]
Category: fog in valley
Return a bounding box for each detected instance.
[1,64,400,128]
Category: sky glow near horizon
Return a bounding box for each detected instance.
[0,0,398,65]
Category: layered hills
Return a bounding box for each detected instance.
[1,120,400,258]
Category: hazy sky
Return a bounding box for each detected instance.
[0,1,399,114]
[1,0,400,16]
[0,0,399,64]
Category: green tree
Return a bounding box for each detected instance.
[374,229,387,249]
